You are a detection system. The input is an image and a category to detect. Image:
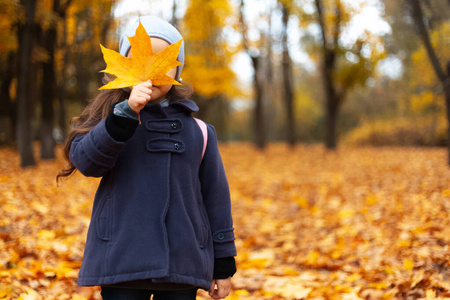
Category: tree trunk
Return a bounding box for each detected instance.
[264,37,275,142]
[57,15,70,141]
[76,53,90,105]
[215,95,229,140]
[171,0,178,27]
[75,15,90,106]
[315,0,340,150]
[323,50,339,149]
[0,52,16,146]
[239,0,267,148]
[41,26,57,159]
[16,0,37,167]
[252,56,266,148]
[281,5,295,146]
[325,86,339,149]
[445,62,450,164]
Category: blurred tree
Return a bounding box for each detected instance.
[292,0,385,149]
[16,0,38,167]
[382,1,420,57]
[39,0,72,160]
[182,0,237,139]
[409,23,448,145]
[56,9,69,141]
[69,1,117,107]
[381,0,420,117]
[2,0,117,167]
[55,0,116,142]
[238,0,272,148]
[377,0,448,120]
[280,0,295,146]
[409,0,450,164]
[342,0,449,148]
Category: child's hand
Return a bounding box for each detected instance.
[209,277,231,299]
[128,80,152,113]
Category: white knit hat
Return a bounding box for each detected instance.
[119,16,185,81]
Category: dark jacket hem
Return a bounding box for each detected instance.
[153,273,212,291]
[77,268,168,286]
[78,271,212,291]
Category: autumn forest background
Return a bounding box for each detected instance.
[1,0,450,299]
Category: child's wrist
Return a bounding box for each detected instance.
[123,99,140,116]
[113,99,139,119]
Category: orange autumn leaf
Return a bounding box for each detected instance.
[98,19,183,90]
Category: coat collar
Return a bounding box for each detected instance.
[144,99,199,114]
[170,99,199,112]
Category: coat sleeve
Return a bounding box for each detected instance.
[199,124,237,259]
[69,118,127,178]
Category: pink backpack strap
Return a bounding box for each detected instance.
[194,118,208,160]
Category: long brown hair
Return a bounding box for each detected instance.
[57,73,193,184]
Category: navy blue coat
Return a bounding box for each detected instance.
[69,99,236,290]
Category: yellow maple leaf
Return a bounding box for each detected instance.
[99,19,183,90]
[403,258,414,271]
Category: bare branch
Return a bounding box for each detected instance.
[238,0,251,54]
[60,0,72,14]
[314,0,329,50]
[333,0,341,51]
[410,0,446,83]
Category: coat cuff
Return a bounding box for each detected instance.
[213,257,236,279]
[113,99,139,120]
[213,228,237,258]
[105,102,139,141]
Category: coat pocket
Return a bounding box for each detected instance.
[197,204,209,248]
[96,195,112,241]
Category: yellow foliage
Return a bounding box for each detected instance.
[343,115,447,146]
[182,0,237,99]
[62,0,117,58]
[0,0,19,54]
[410,21,450,113]
[294,88,322,127]
[292,1,385,95]
[321,0,359,43]
[410,92,436,112]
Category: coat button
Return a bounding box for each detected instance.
[171,122,177,129]
[174,143,180,150]
[217,233,225,240]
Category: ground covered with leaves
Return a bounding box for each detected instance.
[1,143,450,299]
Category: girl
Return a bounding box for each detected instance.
[57,16,237,300]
